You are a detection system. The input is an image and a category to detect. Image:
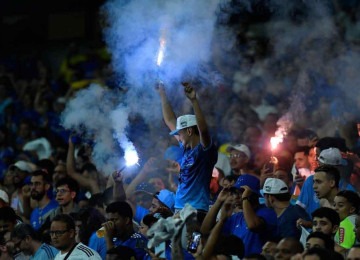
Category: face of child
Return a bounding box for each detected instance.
[312,217,337,235]
[333,195,355,221]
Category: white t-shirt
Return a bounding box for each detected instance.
[54,242,101,260]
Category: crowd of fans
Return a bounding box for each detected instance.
[1,1,360,260]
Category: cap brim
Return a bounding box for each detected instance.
[169,129,180,136]
[133,190,153,197]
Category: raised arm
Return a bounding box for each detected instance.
[183,84,211,148]
[201,199,233,259]
[112,171,126,202]
[200,188,230,235]
[156,82,178,140]
[66,138,100,194]
[241,186,265,231]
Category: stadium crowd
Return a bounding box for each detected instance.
[1,0,360,259]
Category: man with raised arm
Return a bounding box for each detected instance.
[157,82,218,223]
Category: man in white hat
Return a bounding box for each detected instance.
[7,161,32,220]
[157,82,217,223]
[263,178,310,240]
[296,147,356,227]
[226,144,254,178]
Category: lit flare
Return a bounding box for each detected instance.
[270,135,283,151]
[156,37,166,66]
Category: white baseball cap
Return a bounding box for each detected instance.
[318,147,347,166]
[263,178,289,194]
[226,144,251,159]
[169,115,197,136]
[10,161,33,173]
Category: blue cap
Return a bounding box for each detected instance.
[234,174,260,194]
[135,182,156,194]
[155,189,175,212]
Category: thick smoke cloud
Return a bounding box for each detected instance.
[61,84,132,174]
[102,0,221,88]
[61,0,222,174]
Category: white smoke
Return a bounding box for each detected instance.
[61,84,135,174]
[61,0,222,174]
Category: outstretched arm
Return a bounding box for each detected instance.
[241,186,265,231]
[156,82,179,141]
[200,188,230,235]
[66,138,100,194]
[183,84,211,148]
[201,199,233,259]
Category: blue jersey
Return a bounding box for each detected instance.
[113,233,148,260]
[30,243,58,260]
[176,140,218,211]
[134,205,149,225]
[222,205,278,257]
[297,175,357,216]
[277,204,311,240]
[88,232,107,260]
[30,200,58,230]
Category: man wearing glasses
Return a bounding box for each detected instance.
[226,144,254,178]
[11,223,58,259]
[51,214,101,260]
[0,230,14,260]
[51,177,80,218]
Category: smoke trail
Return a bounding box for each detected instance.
[61,0,222,174]
[61,84,135,174]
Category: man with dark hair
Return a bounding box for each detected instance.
[0,230,13,260]
[296,146,356,217]
[293,146,312,192]
[313,165,340,207]
[0,207,20,232]
[103,201,147,260]
[52,177,80,216]
[311,207,340,236]
[23,170,58,230]
[201,174,278,257]
[263,178,310,239]
[11,223,58,259]
[305,231,335,251]
[51,214,101,259]
[274,237,304,260]
[157,83,218,221]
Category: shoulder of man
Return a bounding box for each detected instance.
[74,242,101,259]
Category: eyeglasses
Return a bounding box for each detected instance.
[55,189,71,195]
[228,154,246,159]
[49,230,69,237]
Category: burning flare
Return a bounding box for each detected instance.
[156,38,166,66]
[156,31,166,66]
[270,135,283,151]
[124,148,139,167]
